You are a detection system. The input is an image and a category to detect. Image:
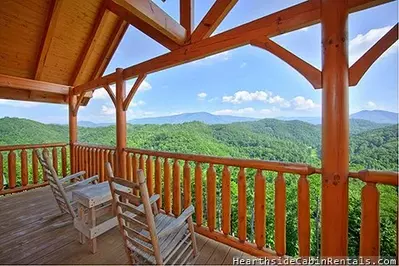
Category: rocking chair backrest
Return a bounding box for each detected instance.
[35,149,76,218]
[106,163,163,264]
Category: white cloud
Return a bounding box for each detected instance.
[131,100,146,107]
[366,101,377,109]
[101,105,116,115]
[126,79,152,92]
[349,25,398,65]
[192,51,231,65]
[197,92,207,99]
[222,90,290,107]
[213,107,256,116]
[299,27,309,32]
[290,96,320,110]
[0,99,42,108]
[240,62,247,68]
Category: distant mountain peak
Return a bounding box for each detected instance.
[350,110,398,124]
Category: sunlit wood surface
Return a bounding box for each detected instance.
[0,186,249,265]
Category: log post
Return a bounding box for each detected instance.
[68,92,78,174]
[115,68,127,178]
[321,0,349,257]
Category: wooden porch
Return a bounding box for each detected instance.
[0,186,250,265]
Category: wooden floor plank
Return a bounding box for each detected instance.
[0,186,254,265]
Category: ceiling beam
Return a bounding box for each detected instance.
[180,0,194,42]
[0,74,69,95]
[349,23,398,87]
[35,0,63,80]
[73,0,393,95]
[69,1,109,86]
[0,87,68,104]
[107,0,186,49]
[91,19,129,80]
[190,0,238,43]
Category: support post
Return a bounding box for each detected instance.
[321,0,349,257]
[68,92,78,174]
[115,68,127,178]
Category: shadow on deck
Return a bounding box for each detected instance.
[0,187,250,265]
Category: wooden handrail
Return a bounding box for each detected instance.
[74,142,115,150]
[0,142,67,152]
[124,147,316,175]
[349,170,398,186]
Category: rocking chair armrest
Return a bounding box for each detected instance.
[60,171,86,183]
[158,205,194,239]
[149,194,160,205]
[64,175,99,191]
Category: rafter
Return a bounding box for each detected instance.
[123,74,146,111]
[191,0,238,43]
[250,37,322,89]
[69,1,109,86]
[0,88,67,104]
[0,74,69,95]
[349,23,398,87]
[91,19,129,80]
[107,0,186,50]
[180,0,194,41]
[73,0,394,95]
[35,0,63,80]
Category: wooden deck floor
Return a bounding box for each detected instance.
[0,187,250,265]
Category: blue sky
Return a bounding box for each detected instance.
[0,0,397,123]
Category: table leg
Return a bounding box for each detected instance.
[88,207,97,253]
[78,203,86,244]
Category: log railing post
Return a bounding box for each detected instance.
[321,0,349,257]
[115,68,127,178]
[68,92,78,174]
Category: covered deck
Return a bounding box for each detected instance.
[0,0,398,264]
[0,186,249,265]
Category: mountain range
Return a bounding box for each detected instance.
[77,110,397,127]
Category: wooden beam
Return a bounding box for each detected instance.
[73,0,393,95]
[321,0,349,257]
[0,74,69,95]
[35,0,63,80]
[69,93,78,173]
[349,23,398,86]
[107,0,186,49]
[73,93,86,116]
[180,0,194,41]
[0,87,67,104]
[104,84,117,107]
[91,19,129,80]
[115,68,127,177]
[70,1,109,86]
[190,0,237,43]
[123,74,146,111]
[250,37,322,89]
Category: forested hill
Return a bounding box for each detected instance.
[0,117,397,171]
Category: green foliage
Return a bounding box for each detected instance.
[0,117,397,257]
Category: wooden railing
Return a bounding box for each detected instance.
[72,143,116,183]
[123,147,317,257]
[0,143,68,195]
[349,170,399,262]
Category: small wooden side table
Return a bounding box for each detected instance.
[72,182,122,253]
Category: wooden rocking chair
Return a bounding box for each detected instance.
[106,163,198,265]
[36,149,99,219]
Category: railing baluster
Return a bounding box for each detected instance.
[21,149,28,186]
[61,146,67,176]
[89,148,93,177]
[52,147,58,175]
[146,155,153,195]
[275,171,286,256]
[238,167,246,242]
[132,154,138,195]
[72,145,77,174]
[139,154,145,173]
[0,153,3,190]
[42,148,48,181]
[173,159,181,216]
[85,148,90,178]
[8,150,16,188]
[222,165,231,235]
[100,149,105,182]
[78,146,83,172]
[155,157,162,208]
[360,182,380,262]
[94,148,98,175]
[32,149,38,184]
[255,169,266,249]
[298,174,310,257]
[126,152,132,181]
[207,163,216,232]
[183,161,191,208]
[108,150,114,172]
[164,158,171,214]
[195,162,203,226]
